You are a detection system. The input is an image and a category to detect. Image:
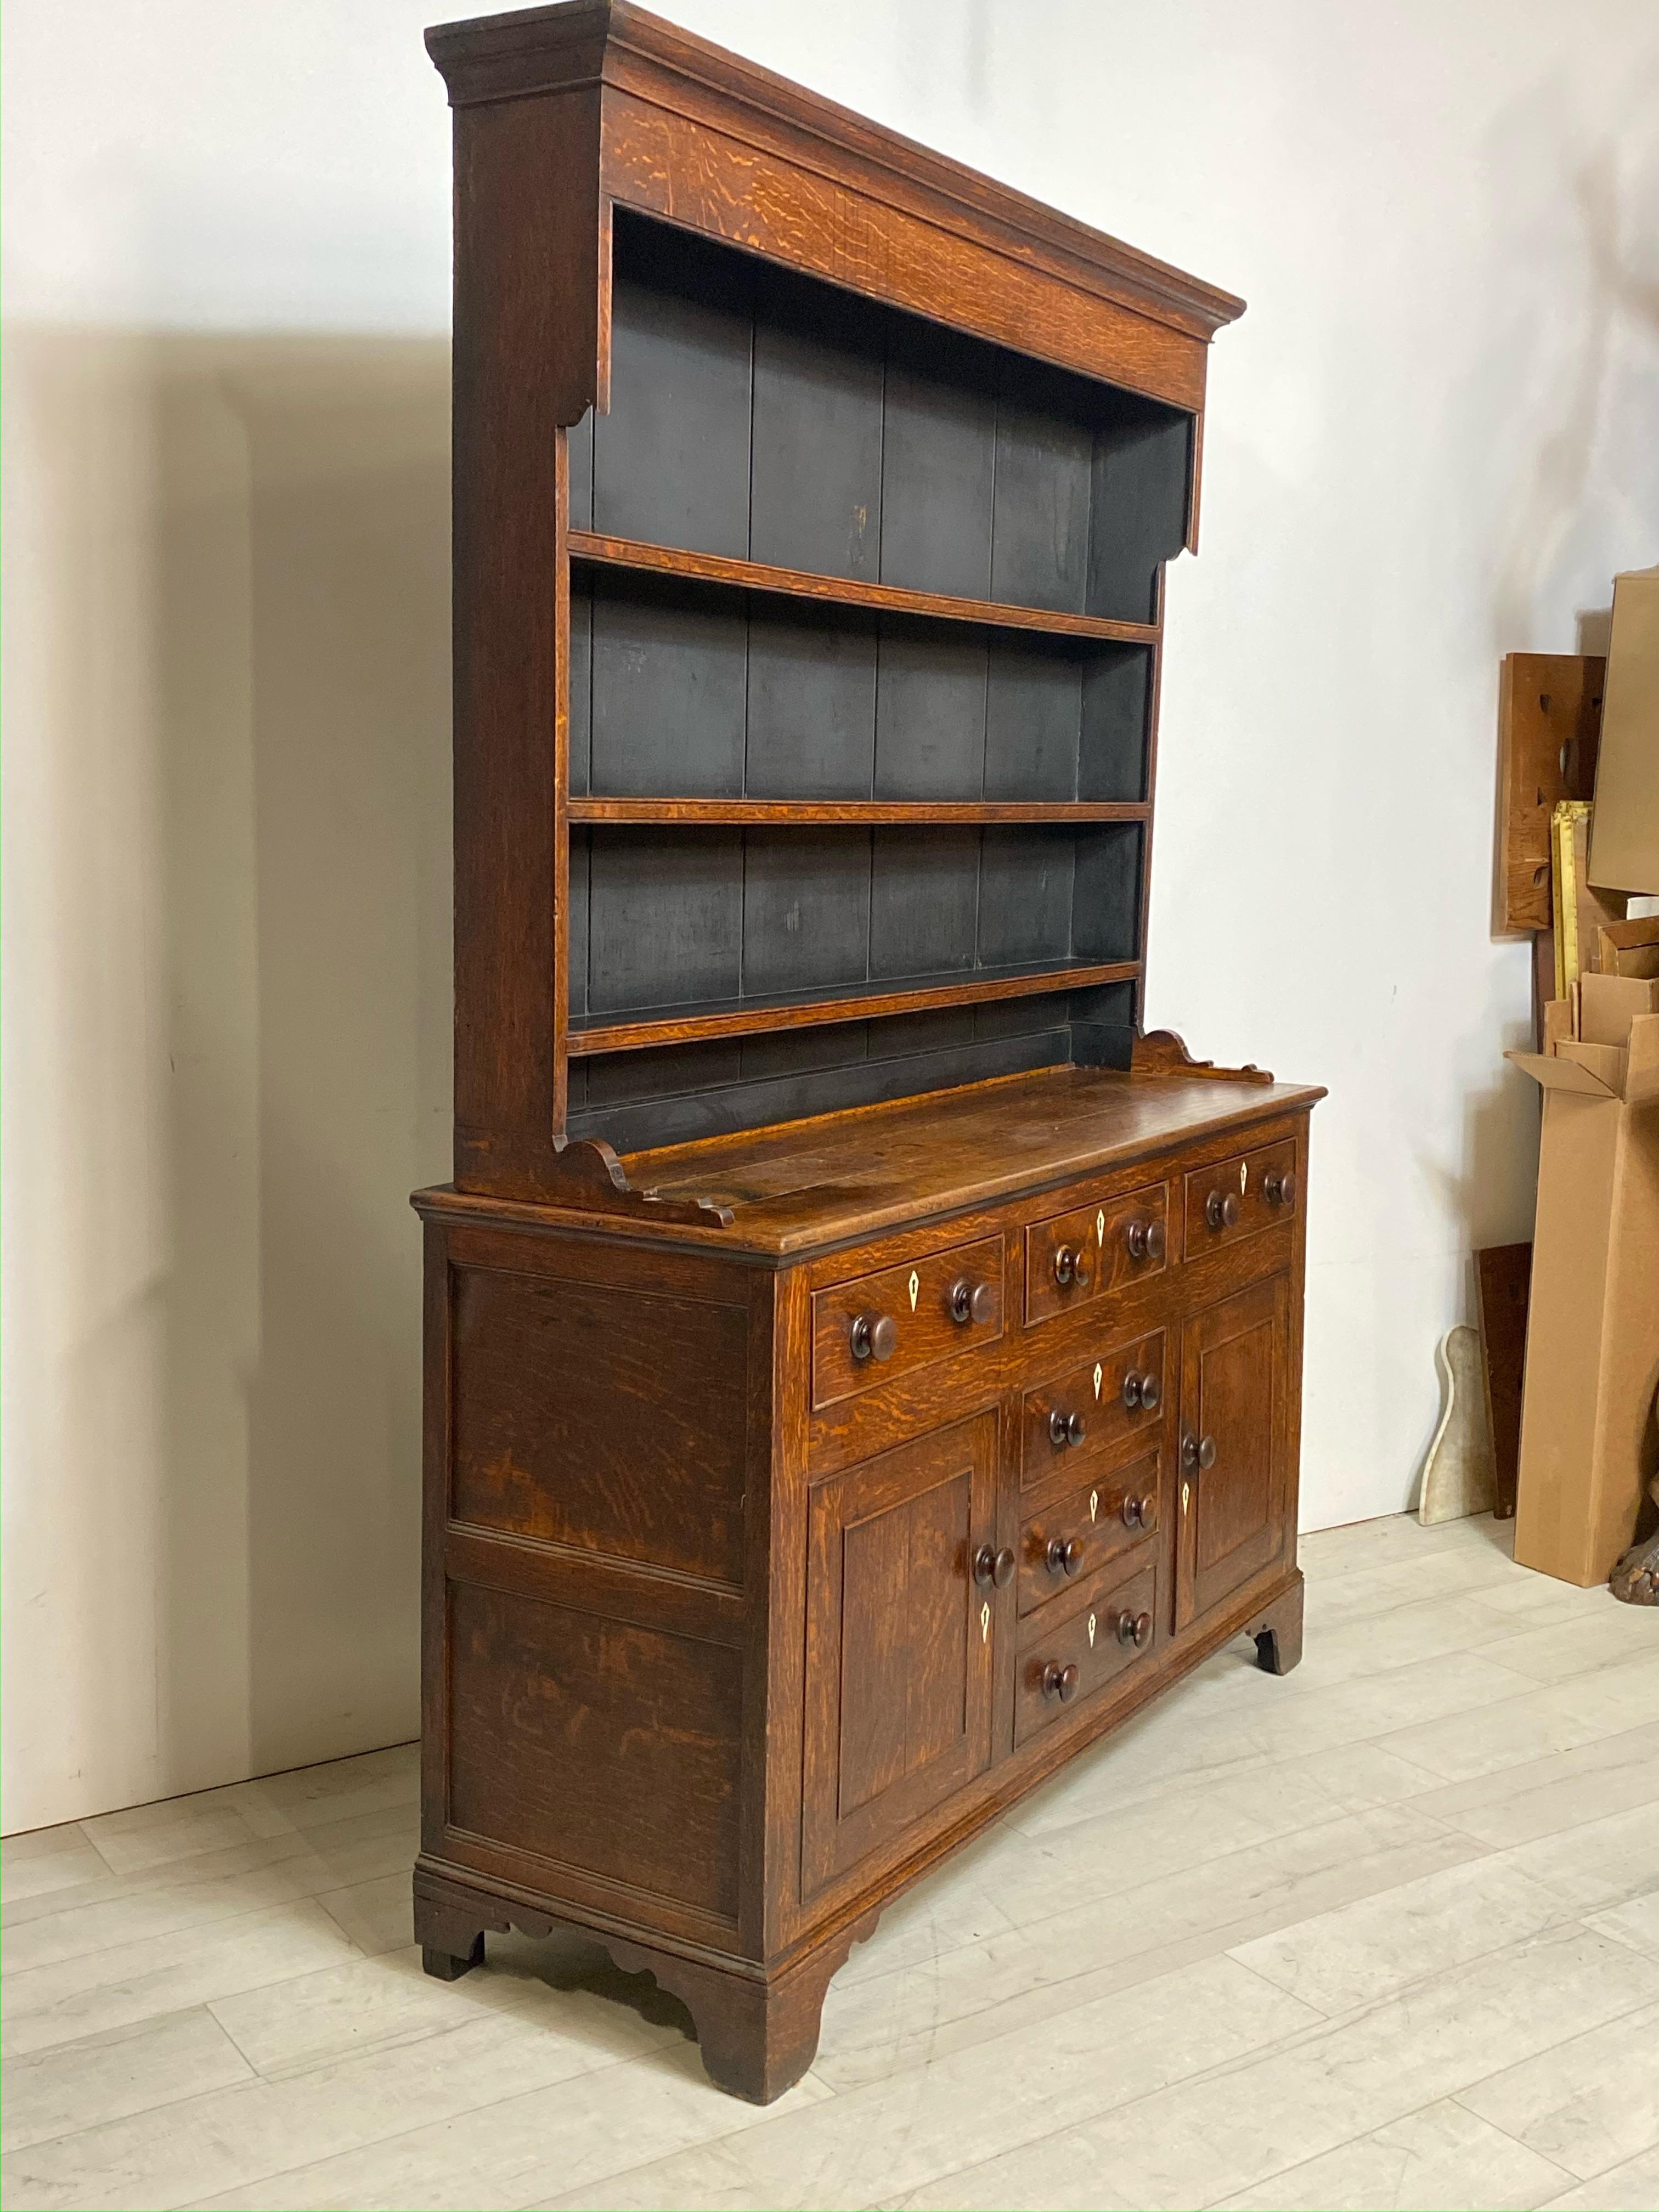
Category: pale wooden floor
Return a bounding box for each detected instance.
[4,1511,1657,2212]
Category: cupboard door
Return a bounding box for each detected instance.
[1175,1276,1293,1629]
[803,1414,998,1895]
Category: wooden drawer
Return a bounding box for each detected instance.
[1023,1183,1168,1325]
[1013,1559,1159,1746]
[811,1235,1004,1410]
[1017,1447,1160,1618]
[1019,1328,1165,1487]
[1183,1138,1299,1260]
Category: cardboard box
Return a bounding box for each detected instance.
[1588,567,1659,897]
[1506,978,1659,1587]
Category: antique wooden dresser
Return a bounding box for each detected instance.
[415,0,1324,2102]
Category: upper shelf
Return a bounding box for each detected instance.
[567,532,1163,647]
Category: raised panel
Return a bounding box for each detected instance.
[1177,1274,1293,1627]
[449,1263,749,1587]
[803,1415,997,1893]
[447,1579,742,1921]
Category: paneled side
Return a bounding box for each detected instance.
[447,1580,743,1921]
[450,1262,750,1586]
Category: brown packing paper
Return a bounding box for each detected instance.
[1506,994,1659,1586]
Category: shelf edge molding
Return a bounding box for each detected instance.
[569,798,1152,826]
[570,961,1141,1058]
[568,531,1161,646]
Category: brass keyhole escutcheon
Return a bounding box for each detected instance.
[908,1269,919,1312]
[1089,1488,1099,1522]
[980,1601,990,1644]
[1087,1612,1097,1648]
[1182,1480,1191,1513]
[1096,1207,1105,1245]
[1093,1362,1103,1401]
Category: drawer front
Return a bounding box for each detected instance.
[1024,1183,1169,1325]
[1017,1447,1160,1618]
[1020,1328,1166,1487]
[811,1236,1005,1410]
[1014,1560,1159,1746]
[1183,1138,1299,1260]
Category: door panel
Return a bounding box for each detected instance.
[1176,1274,1292,1629]
[803,1414,998,1895]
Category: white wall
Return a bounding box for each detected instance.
[5,0,1657,1833]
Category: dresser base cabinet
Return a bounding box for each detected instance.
[413,1068,1318,2102]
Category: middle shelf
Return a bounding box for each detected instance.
[568,798,1151,826]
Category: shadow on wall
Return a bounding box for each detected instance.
[8,328,451,1819]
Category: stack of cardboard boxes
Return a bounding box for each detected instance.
[1504,569,1659,1592]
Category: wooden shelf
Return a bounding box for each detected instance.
[568,960,1139,1058]
[569,798,1150,826]
[568,531,1161,647]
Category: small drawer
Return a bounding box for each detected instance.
[1014,1560,1159,1746]
[1017,1447,1160,1618]
[1019,1328,1166,1487]
[811,1235,1004,1410]
[1183,1138,1299,1258]
[1024,1183,1169,1325]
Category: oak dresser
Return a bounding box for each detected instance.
[414,0,1324,2102]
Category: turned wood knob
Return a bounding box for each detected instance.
[1182,1431,1217,1474]
[973,1543,1015,1589]
[1053,1243,1092,1289]
[851,1312,896,1363]
[1205,1189,1242,1232]
[1121,1368,1161,1413]
[1263,1169,1297,1209]
[1045,1534,1084,1577]
[1042,1660,1080,1702]
[1121,1490,1157,1531]
[1126,1218,1166,1264]
[1116,1608,1153,1650]
[1049,1408,1086,1449]
[949,1277,996,1325]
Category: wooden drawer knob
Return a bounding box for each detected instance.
[1115,1609,1153,1650]
[1263,1169,1297,1209]
[1049,1409,1086,1449]
[950,1277,996,1325]
[1041,1660,1080,1702]
[1045,1535,1084,1577]
[1121,1368,1161,1413]
[1182,1431,1217,1474]
[850,1312,896,1363]
[1205,1190,1242,1232]
[973,1544,1015,1589]
[1125,1218,1166,1263]
[1053,1243,1092,1289]
[1121,1491,1157,1531]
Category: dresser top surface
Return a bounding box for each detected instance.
[619,1064,1324,1255]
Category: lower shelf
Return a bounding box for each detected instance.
[567,958,1141,1057]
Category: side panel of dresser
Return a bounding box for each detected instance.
[415,1215,777,1960]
